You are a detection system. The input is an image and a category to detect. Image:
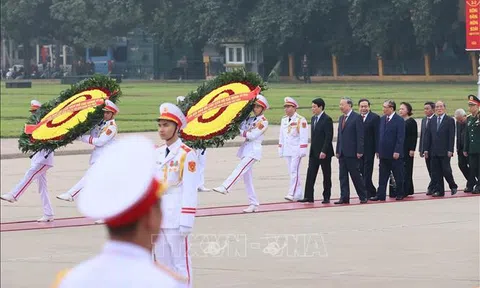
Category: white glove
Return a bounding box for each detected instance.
[179,225,192,237]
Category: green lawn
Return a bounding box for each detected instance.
[0,81,476,138]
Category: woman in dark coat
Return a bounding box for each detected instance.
[399,102,418,196]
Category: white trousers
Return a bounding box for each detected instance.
[9,163,53,216]
[65,163,95,199]
[154,228,192,288]
[285,156,303,199]
[196,149,207,189]
[65,174,86,199]
[222,157,259,206]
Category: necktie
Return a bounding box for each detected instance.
[426,117,430,127]
[437,117,441,131]
[288,117,291,122]
[313,116,318,128]
[165,147,170,157]
[386,116,390,123]
[362,115,366,122]
[342,116,347,129]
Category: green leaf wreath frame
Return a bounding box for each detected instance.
[18,75,122,155]
[178,69,268,150]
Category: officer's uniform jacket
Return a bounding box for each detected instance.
[81,119,117,165]
[278,112,309,157]
[155,138,198,229]
[53,240,186,288]
[465,114,480,154]
[237,114,269,160]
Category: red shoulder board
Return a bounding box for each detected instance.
[180,144,192,153]
[261,116,267,121]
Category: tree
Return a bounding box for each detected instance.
[1,0,55,75]
[50,0,143,49]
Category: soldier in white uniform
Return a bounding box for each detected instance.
[176,95,210,192]
[57,100,119,202]
[52,135,187,288]
[1,100,55,222]
[153,103,198,287]
[278,97,309,201]
[213,95,270,213]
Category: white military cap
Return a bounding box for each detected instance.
[77,135,167,227]
[157,103,187,129]
[255,94,270,110]
[284,97,298,108]
[176,96,185,104]
[30,100,42,111]
[102,99,119,114]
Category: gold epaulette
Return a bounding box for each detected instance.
[50,269,70,288]
[180,144,192,153]
[155,261,189,283]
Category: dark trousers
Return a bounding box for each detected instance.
[425,157,435,192]
[377,158,404,200]
[360,154,376,197]
[403,156,414,195]
[339,156,367,201]
[304,156,332,200]
[469,153,480,190]
[431,156,458,194]
[458,151,474,188]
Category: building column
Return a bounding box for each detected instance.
[288,54,294,77]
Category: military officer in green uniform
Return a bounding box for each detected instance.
[464,95,480,194]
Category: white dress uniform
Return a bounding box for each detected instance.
[0,100,55,222]
[213,95,270,212]
[278,97,309,201]
[57,100,119,201]
[53,136,187,288]
[176,95,210,192]
[153,103,198,287]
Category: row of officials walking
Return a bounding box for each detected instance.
[291,94,480,205]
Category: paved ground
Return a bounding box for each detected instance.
[1,119,479,287]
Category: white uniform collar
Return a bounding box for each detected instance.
[166,138,182,151]
[102,240,151,262]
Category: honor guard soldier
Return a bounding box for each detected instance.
[213,95,270,213]
[177,96,210,192]
[278,97,309,201]
[1,100,55,222]
[464,95,480,194]
[57,100,119,202]
[52,135,187,288]
[154,103,198,287]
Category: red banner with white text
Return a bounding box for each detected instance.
[466,0,480,51]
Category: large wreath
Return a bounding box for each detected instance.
[178,69,267,149]
[18,75,121,155]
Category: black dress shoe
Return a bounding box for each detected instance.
[432,192,444,197]
[334,199,349,204]
[395,196,405,200]
[298,198,314,203]
[451,188,458,195]
[321,199,330,204]
[426,190,434,196]
[464,187,473,193]
[360,199,368,204]
[369,196,385,201]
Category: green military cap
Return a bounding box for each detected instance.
[468,94,480,106]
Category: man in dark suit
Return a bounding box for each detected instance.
[454,108,474,192]
[419,102,435,194]
[299,98,334,203]
[423,101,458,196]
[358,98,380,198]
[335,97,368,204]
[371,100,406,201]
